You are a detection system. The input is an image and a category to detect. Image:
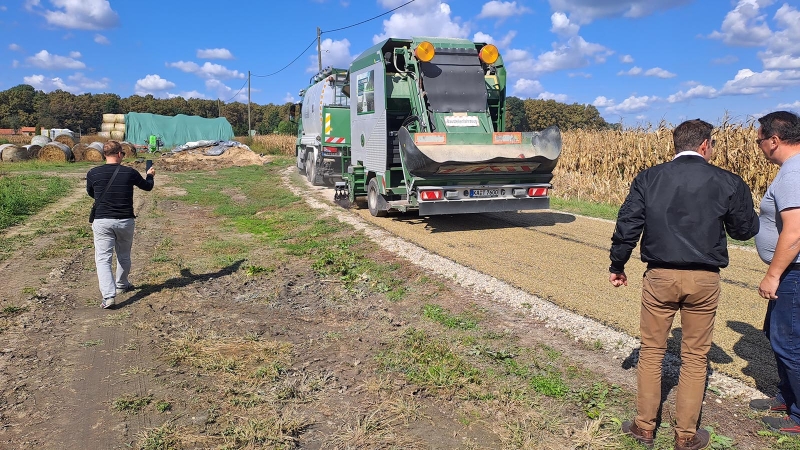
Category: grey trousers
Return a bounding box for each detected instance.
[92,218,135,300]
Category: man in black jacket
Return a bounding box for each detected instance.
[87,140,155,309]
[609,119,759,450]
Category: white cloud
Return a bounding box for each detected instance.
[477,1,532,19]
[26,49,85,70]
[168,90,207,100]
[307,38,355,73]
[23,72,108,93]
[550,12,579,37]
[708,0,773,47]
[503,48,529,62]
[206,79,248,102]
[9,43,22,51]
[720,68,800,95]
[604,95,659,114]
[761,54,800,70]
[618,66,642,76]
[509,34,611,75]
[667,84,719,103]
[40,0,120,30]
[547,0,692,25]
[777,100,800,109]
[283,92,296,103]
[94,34,110,45]
[592,96,615,108]
[12,60,19,68]
[620,54,634,63]
[374,1,469,43]
[134,74,176,96]
[197,48,234,60]
[568,72,591,78]
[644,67,676,78]
[537,92,568,102]
[512,78,544,96]
[68,50,81,58]
[167,61,245,79]
[472,30,516,48]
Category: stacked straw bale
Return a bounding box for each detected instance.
[101,113,125,140]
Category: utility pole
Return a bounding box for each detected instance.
[217,98,221,117]
[317,27,322,72]
[247,70,251,136]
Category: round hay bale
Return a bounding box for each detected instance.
[100,123,115,132]
[31,135,51,147]
[110,130,125,140]
[88,142,104,152]
[0,144,30,162]
[115,114,126,123]
[120,141,136,158]
[84,146,103,162]
[97,131,112,139]
[113,123,125,132]
[71,143,89,161]
[25,144,42,159]
[54,133,77,147]
[102,113,116,123]
[39,142,73,162]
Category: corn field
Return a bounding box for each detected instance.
[556,120,776,206]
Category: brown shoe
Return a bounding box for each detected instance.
[675,428,710,450]
[622,420,654,448]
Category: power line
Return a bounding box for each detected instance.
[322,0,416,34]
[250,0,417,78]
[251,37,317,78]
[223,78,248,103]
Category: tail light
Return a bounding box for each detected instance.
[419,190,443,201]
[528,187,548,197]
[323,146,338,153]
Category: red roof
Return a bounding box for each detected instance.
[0,127,36,135]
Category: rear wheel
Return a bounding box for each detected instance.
[307,151,321,185]
[367,178,388,217]
[297,147,306,175]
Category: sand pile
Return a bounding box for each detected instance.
[143,146,274,172]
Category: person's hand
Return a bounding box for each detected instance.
[609,272,628,287]
[758,274,779,300]
[147,167,155,176]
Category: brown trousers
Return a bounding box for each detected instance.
[635,268,719,440]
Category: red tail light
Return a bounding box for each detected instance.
[419,190,443,201]
[323,146,338,153]
[528,187,548,197]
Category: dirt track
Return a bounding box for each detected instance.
[308,181,777,394]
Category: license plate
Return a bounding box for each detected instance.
[470,189,500,198]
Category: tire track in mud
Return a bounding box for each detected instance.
[288,168,773,397]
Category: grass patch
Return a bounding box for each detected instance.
[112,394,153,413]
[2,305,27,316]
[139,424,178,450]
[422,304,478,330]
[0,174,73,230]
[550,196,619,221]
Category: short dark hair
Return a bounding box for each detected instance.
[758,111,800,145]
[673,119,713,153]
[103,140,122,156]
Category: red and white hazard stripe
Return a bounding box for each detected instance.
[325,137,346,143]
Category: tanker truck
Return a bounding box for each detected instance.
[295,36,561,216]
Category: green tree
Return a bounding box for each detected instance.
[276,120,297,135]
[505,96,528,132]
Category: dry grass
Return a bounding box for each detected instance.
[557,120,776,205]
[236,135,295,156]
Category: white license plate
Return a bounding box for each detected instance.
[470,189,500,198]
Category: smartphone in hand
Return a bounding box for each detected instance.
[146,160,153,172]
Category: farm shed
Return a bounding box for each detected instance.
[125,112,234,149]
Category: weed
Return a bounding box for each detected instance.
[79,339,104,348]
[155,400,171,413]
[422,304,478,330]
[703,425,735,449]
[138,424,177,450]
[112,394,153,413]
[2,305,27,316]
[244,264,271,276]
[530,371,569,398]
[21,287,37,295]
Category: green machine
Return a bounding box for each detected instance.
[147,135,164,153]
[298,37,562,216]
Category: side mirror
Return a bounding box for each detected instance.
[341,84,350,97]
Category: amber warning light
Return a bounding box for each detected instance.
[479,44,499,64]
[415,41,435,62]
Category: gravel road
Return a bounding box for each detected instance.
[286,169,772,399]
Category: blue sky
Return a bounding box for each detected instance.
[1,0,799,126]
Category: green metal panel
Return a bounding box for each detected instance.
[322,106,350,145]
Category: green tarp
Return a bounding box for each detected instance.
[125,112,234,148]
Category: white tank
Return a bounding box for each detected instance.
[300,69,349,147]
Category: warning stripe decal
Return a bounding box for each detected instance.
[325,137,346,143]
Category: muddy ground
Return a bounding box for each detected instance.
[0,158,792,449]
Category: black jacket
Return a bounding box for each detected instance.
[86,163,154,219]
[610,155,759,273]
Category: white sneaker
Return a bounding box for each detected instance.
[101,297,115,309]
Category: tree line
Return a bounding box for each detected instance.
[0,84,616,137]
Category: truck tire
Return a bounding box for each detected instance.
[297,147,306,175]
[367,178,388,217]
[307,151,321,185]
